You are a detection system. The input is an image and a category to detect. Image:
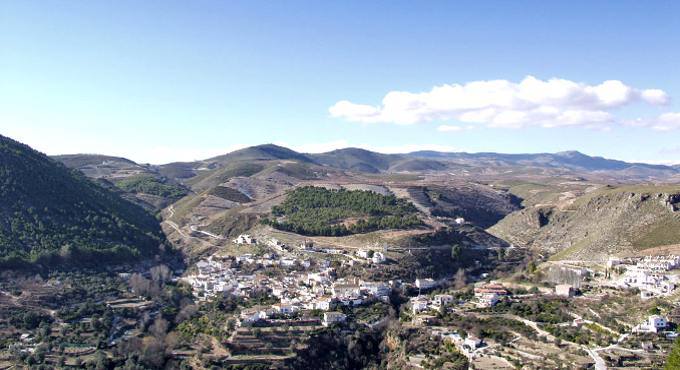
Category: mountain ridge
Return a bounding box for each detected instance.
[1,135,166,269]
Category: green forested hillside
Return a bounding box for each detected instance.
[115,174,188,199]
[264,186,421,236]
[0,135,165,268]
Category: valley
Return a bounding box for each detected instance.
[3,137,680,369]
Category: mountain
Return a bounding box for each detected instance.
[208,144,314,164]
[310,148,398,173]
[0,135,165,269]
[489,184,680,261]
[407,150,675,174]
[54,154,189,210]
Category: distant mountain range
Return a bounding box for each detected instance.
[54,143,680,183]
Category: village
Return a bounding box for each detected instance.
[178,232,680,368]
[182,234,393,329]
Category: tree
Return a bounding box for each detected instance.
[94,350,109,370]
[451,244,462,261]
[666,338,680,370]
[527,260,537,274]
[150,316,169,342]
[150,264,171,285]
[454,269,466,289]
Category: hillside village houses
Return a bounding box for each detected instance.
[615,255,680,299]
[184,240,400,326]
[234,234,257,245]
[474,284,509,307]
[410,293,455,314]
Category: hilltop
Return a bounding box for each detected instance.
[0,135,166,269]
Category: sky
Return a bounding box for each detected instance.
[1,1,680,164]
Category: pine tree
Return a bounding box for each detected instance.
[666,338,680,369]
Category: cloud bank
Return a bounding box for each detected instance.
[329,76,670,129]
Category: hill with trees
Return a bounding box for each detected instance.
[0,135,165,269]
[263,186,422,236]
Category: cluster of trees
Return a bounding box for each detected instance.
[0,135,165,269]
[482,299,573,324]
[115,175,187,199]
[263,186,422,236]
[207,185,252,203]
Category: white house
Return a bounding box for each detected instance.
[463,336,483,350]
[315,298,333,311]
[360,281,390,297]
[332,282,361,298]
[555,284,575,297]
[433,294,454,307]
[357,249,371,258]
[415,278,437,290]
[272,304,298,315]
[372,252,387,264]
[633,315,668,333]
[411,296,430,314]
[477,292,500,307]
[234,234,257,245]
[454,217,466,225]
[323,312,347,326]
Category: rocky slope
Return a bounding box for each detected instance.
[489,185,680,261]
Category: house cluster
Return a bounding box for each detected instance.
[616,256,679,299]
[233,234,257,245]
[183,253,314,301]
[634,255,680,272]
[356,249,387,264]
[410,294,455,314]
[474,284,509,307]
[238,274,393,326]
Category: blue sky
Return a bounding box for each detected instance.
[1,1,680,164]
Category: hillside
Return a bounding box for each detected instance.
[55,154,188,210]
[263,186,422,236]
[0,135,165,269]
[310,148,397,173]
[489,184,680,261]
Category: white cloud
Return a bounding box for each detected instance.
[629,112,680,131]
[329,76,669,128]
[436,124,475,132]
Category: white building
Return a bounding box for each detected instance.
[372,252,387,264]
[410,296,429,314]
[315,298,333,311]
[433,294,454,307]
[357,249,371,258]
[323,312,347,327]
[555,284,575,297]
[463,337,483,350]
[234,234,257,245]
[415,278,437,290]
[360,281,390,297]
[633,315,668,333]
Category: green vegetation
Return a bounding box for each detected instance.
[480,299,572,324]
[263,186,422,236]
[207,186,252,203]
[0,135,164,268]
[115,175,187,199]
[666,338,680,370]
